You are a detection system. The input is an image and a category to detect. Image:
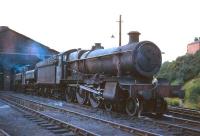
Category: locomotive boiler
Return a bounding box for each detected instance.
[14,31,184,116]
[78,32,161,79]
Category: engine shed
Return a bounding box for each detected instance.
[0,26,58,91]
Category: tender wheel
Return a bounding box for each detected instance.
[49,89,54,98]
[38,88,42,96]
[104,102,113,112]
[65,87,76,102]
[42,88,47,97]
[43,88,47,97]
[126,97,139,116]
[46,88,51,98]
[89,93,101,108]
[76,87,88,105]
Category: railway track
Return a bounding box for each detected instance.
[67,101,200,130]
[141,115,200,136]
[162,114,200,130]
[168,106,200,121]
[1,92,200,136]
[0,94,158,136]
[0,98,97,136]
[0,129,10,136]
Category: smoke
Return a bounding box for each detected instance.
[0,41,49,72]
[0,29,54,73]
[12,64,28,73]
[27,42,51,60]
[0,54,31,73]
[0,56,25,72]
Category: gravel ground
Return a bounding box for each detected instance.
[0,100,56,136]
[4,92,178,136]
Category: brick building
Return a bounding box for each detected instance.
[0,26,58,91]
[187,39,200,54]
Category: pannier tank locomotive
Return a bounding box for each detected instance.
[14,31,183,116]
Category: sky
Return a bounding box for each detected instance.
[0,0,200,62]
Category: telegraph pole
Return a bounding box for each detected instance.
[111,15,122,46]
[117,15,122,46]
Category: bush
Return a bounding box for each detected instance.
[158,51,200,83]
[183,78,200,109]
[166,98,181,106]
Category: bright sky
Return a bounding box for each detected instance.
[0,0,200,62]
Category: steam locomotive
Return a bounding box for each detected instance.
[14,31,183,116]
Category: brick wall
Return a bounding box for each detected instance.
[187,41,200,54]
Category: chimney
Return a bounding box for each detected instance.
[95,43,101,47]
[92,43,104,50]
[128,31,141,44]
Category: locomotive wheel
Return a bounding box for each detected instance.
[89,93,101,108]
[126,97,139,116]
[76,87,88,105]
[104,102,113,112]
[65,87,76,102]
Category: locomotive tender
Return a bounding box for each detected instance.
[14,31,183,116]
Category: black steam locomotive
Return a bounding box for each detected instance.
[14,31,183,116]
